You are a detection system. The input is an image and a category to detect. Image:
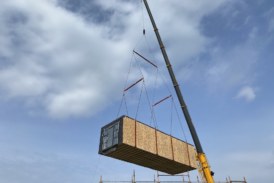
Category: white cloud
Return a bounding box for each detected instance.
[0,0,131,118]
[236,86,256,102]
[0,0,232,118]
[46,88,104,118]
[0,65,50,97]
[204,44,258,92]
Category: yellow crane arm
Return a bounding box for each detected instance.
[198,153,215,183]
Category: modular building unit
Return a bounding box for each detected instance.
[98,115,197,175]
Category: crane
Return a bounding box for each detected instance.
[142,0,215,182]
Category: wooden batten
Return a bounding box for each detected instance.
[98,115,197,175]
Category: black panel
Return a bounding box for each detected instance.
[98,115,124,154]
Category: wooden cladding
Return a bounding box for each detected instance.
[99,116,197,174]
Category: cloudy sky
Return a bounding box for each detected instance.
[0,0,274,182]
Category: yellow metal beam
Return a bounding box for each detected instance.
[197,153,215,183]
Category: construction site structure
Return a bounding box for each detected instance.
[98,171,247,183]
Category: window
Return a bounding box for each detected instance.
[102,121,120,151]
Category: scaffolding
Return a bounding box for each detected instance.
[98,172,247,183]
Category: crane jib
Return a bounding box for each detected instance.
[142,0,215,182]
[142,0,203,154]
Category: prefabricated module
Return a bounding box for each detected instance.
[99,115,197,175]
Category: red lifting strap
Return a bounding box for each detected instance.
[133,50,158,68]
[124,77,144,92]
[153,95,172,107]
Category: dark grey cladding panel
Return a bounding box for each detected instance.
[98,116,124,154]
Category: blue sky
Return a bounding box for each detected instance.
[0,0,274,182]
